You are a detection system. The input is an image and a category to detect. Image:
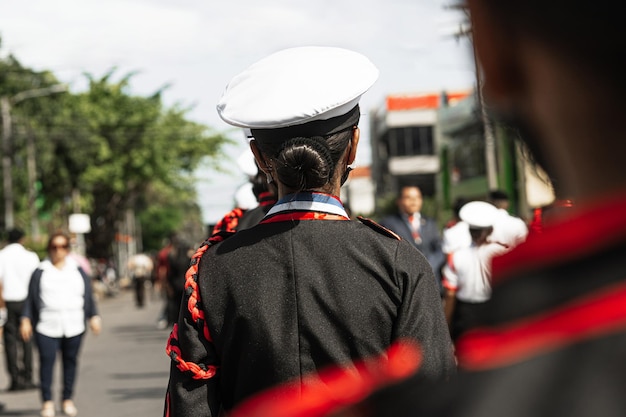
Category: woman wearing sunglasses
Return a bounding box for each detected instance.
[21,231,101,417]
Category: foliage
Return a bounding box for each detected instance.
[1,41,230,258]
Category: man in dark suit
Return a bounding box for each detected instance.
[379,185,444,293]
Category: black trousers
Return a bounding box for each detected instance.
[4,301,33,387]
[451,299,487,342]
[167,290,184,326]
[134,275,148,307]
[35,332,83,402]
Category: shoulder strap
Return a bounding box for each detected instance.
[357,216,402,240]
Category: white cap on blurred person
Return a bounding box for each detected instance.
[236,148,259,178]
[216,46,379,133]
[459,201,499,229]
[234,182,258,210]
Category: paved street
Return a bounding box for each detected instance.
[0,287,171,416]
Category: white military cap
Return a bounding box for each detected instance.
[459,201,499,228]
[216,46,379,134]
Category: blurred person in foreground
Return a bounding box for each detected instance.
[0,228,40,392]
[164,46,454,417]
[21,232,101,417]
[228,1,626,416]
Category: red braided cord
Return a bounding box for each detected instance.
[186,242,212,341]
[166,324,218,379]
[165,232,233,380]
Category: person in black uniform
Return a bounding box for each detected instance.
[211,157,277,235]
[226,2,626,417]
[164,46,455,417]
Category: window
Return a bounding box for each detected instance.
[383,125,434,157]
[449,133,486,180]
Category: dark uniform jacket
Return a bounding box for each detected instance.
[379,212,445,291]
[242,194,626,417]
[165,193,454,417]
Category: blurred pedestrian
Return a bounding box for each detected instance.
[379,185,445,293]
[164,235,192,328]
[164,46,454,417]
[21,232,101,417]
[155,234,175,330]
[0,228,40,391]
[442,201,508,341]
[127,252,154,308]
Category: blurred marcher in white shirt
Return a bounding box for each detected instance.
[0,228,40,391]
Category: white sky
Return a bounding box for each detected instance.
[0,0,475,223]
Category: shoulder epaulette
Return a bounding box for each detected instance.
[207,230,237,244]
[357,216,402,240]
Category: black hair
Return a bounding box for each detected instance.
[488,190,508,201]
[250,169,271,200]
[398,185,421,198]
[47,231,70,252]
[7,228,25,244]
[452,197,470,218]
[256,127,355,194]
[252,105,360,193]
[469,226,493,244]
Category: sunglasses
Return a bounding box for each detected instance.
[50,244,70,251]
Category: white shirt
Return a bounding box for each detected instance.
[128,253,154,277]
[443,243,507,303]
[36,258,86,338]
[0,243,41,301]
[442,221,472,254]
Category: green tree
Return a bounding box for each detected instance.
[53,70,229,258]
[2,44,229,256]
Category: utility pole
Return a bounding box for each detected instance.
[1,96,14,230]
[26,129,40,242]
[0,84,67,230]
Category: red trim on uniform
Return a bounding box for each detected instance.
[456,280,626,371]
[442,279,457,291]
[212,207,246,235]
[441,253,457,291]
[261,212,350,224]
[493,193,626,284]
[230,340,422,417]
[166,324,219,379]
[446,253,456,272]
[165,232,233,381]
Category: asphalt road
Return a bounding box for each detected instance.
[0,286,172,417]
